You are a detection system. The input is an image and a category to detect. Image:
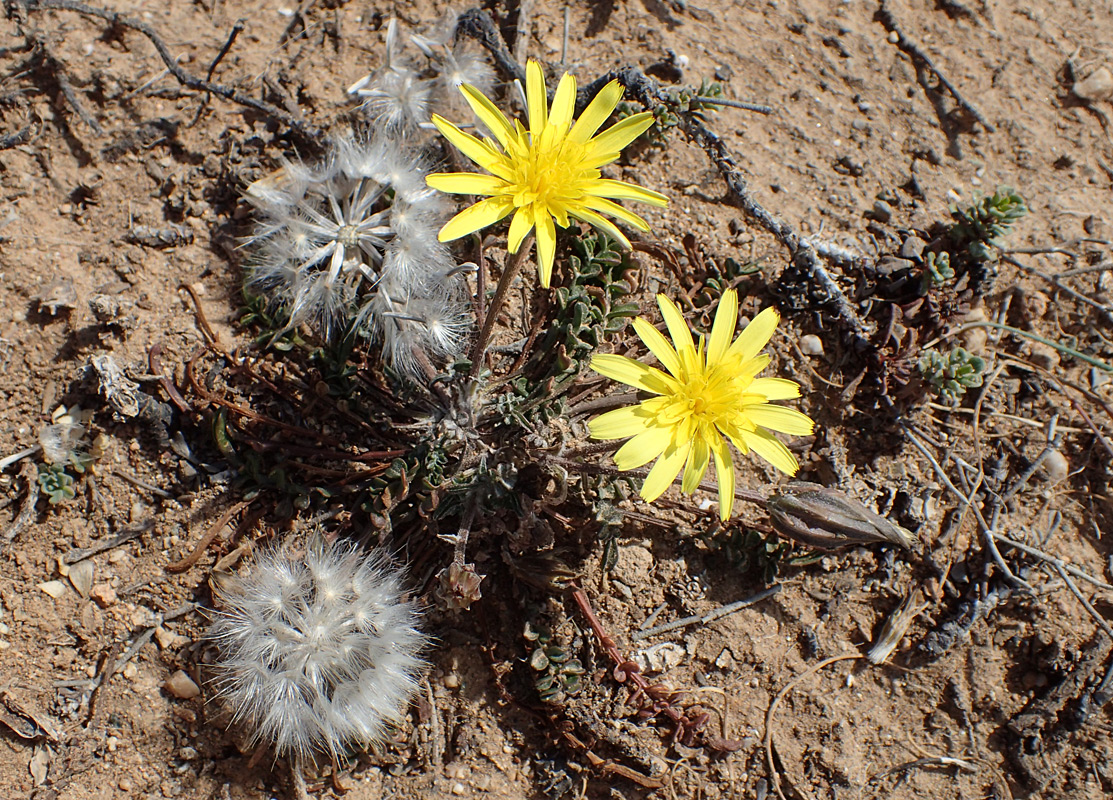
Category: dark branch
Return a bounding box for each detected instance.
[14,0,322,142]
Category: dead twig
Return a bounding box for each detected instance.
[18,0,320,142]
[631,585,781,642]
[876,0,993,132]
[165,499,250,573]
[2,459,39,547]
[63,520,150,564]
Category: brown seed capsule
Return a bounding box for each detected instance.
[766,482,916,551]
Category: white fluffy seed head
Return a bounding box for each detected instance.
[207,536,427,763]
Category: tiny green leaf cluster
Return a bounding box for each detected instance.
[525,623,584,705]
[38,463,76,505]
[918,347,986,403]
[618,78,723,147]
[948,187,1027,264]
[920,251,954,290]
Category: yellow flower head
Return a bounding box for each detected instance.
[426,60,668,288]
[588,290,815,521]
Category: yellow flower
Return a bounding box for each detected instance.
[425,60,668,288]
[588,289,815,521]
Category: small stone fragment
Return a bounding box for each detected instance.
[38,580,67,599]
[899,236,926,260]
[867,199,893,223]
[154,626,190,651]
[165,670,201,700]
[89,583,117,608]
[67,560,94,598]
[1073,66,1113,102]
[1041,450,1069,484]
[800,334,824,356]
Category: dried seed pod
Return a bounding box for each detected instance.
[766,482,916,551]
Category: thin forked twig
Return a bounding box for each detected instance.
[631,586,780,642]
[19,0,320,141]
[902,424,1033,591]
[876,0,993,132]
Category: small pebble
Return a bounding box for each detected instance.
[887,31,899,43]
[107,735,119,752]
[899,236,926,260]
[38,580,67,599]
[867,200,893,222]
[122,663,138,680]
[179,746,199,761]
[442,672,460,690]
[1073,66,1113,102]
[450,783,466,796]
[165,670,201,700]
[1041,450,1069,484]
[1027,342,1060,371]
[119,779,133,792]
[800,334,824,356]
[90,583,117,608]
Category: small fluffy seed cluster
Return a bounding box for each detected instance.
[207,537,426,763]
[245,16,493,375]
[346,15,495,131]
[245,138,469,374]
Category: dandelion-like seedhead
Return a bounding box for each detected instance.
[588,289,815,520]
[347,16,495,132]
[207,536,426,763]
[244,135,470,374]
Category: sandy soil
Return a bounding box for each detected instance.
[1,1,1112,799]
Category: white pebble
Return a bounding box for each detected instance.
[1041,451,1069,484]
[800,334,824,356]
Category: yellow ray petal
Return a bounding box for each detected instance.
[460,84,516,149]
[568,207,631,249]
[632,317,681,378]
[710,435,735,520]
[748,377,802,401]
[534,207,557,288]
[437,195,514,242]
[657,294,694,353]
[431,114,501,170]
[727,307,780,362]
[549,72,577,132]
[591,178,669,207]
[585,112,655,159]
[681,434,710,493]
[707,289,738,363]
[568,80,624,144]
[744,405,816,436]
[583,196,651,232]
[589,354,676,395]
[507,206,534,254]
[739,428,800,475]
[588,405,652,440]
[526,60,548,135]
[425,172,507,196]
[614,424,672,469]
[641,440,691,501]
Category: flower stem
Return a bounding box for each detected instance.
[469,234,534,378]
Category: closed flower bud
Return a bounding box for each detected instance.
[766,482,916,551]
